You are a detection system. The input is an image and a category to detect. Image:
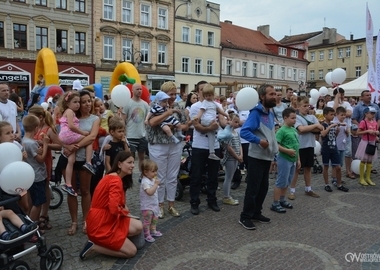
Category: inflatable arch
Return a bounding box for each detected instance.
[35,48,59,85]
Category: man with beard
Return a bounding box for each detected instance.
[0,82,20,139]
[239,84,278,230]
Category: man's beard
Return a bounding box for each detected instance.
[263,98,276,108]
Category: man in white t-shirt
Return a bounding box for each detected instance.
[326,87,353,118]
[0,83,20,139]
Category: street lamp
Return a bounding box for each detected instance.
[123,44,144,69]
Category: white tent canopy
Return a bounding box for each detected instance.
[338,72,368,97]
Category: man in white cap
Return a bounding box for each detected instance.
[72,79,84,91]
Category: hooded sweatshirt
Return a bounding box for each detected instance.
[240,102,278,161]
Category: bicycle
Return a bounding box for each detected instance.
[49,181,64,210]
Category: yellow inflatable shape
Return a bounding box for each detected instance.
[35,48,59,85]
[110,62,141,91]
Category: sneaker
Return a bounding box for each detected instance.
[270,204,286,213]
[223,197,239,205]
[83,162,96,175]
[332,179,337,187]
[208,203,220,212]
[337,185,349,192]
[190,204,199,215]
[208,153,220,160]
[145,235,155,243]
[305,190,320,198]
[168,206,180,217]
[21,222,38,233]
[280,201,293,209]
[151,231,163,237]
[79,240,94,260]
[62,185,78,196]
[324,185,333,192]
[239,219,256,230]
[252,214,271,223]
[288,193,295,200]
[1,231,20,240]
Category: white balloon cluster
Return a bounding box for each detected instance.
[0,143,35,195]
[325,68,347,86]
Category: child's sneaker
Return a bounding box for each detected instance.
[208,153,220,160]
[332,179,337,186]
[145,235,155,243]
[21,222,37,233]
[337,185,349,192]
[83,162,96,175]
[1,231,20,240]
[151,231,163,237]
[324,185,333,192]
[62,185,78,196]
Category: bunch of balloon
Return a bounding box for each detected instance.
[325,68,347,89]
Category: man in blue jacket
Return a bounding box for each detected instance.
[239,84,278,230]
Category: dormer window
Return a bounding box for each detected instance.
[279,47,287,56]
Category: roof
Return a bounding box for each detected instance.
[279,31,323,45]
[220,21,278,55]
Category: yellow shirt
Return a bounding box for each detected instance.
[100,110,113,132]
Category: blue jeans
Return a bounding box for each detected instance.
[275,156,296,188]
[190,148,220,206]
[240,157,271,219]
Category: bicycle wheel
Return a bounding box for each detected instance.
[49,186,64,210]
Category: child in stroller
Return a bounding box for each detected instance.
[0,206,37,240]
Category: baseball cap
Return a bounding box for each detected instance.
[351,124,358,130]
[155,91,170,101]
[364,106,377,113]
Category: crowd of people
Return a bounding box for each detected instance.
[0,79,378,259]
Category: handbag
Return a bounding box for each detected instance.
[364,121,377,155]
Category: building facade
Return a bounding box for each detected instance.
[0,0,94,101]
[174,0,221,94]
[93,0,174,95]
[220,21,308,95]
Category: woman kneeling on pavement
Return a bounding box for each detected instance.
[80,151,143,259]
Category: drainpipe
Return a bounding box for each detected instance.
[91,0,94,83]
[219,45,223,83]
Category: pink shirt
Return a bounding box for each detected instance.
[359,119,378,141]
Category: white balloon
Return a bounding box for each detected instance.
[111,85,131,108]
[0,114,2,121]
[325,72,333,86]
[0,142,22,173]
[235,87,259,111]
[309,98,317,106]
[319,87,329,97]
[314,141,321,156]
[351,159,361,175]
[293,92,298,96]
[41,102,49,110]
[310,89,320,100]
[0,161,34,195]
[331,68,346,85]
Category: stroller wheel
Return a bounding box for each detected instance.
[318,166,323,173]
[175,180,184,201]
[10,260,30,270]
[40,245,64,270]
[313,166,318,174]
[49,186,64,210]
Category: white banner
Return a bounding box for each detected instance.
[366,3,376,100]
[376,30,380,100]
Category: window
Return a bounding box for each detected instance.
[158,43,166,64]
[310,52,315,61]
[13,0,25,2]
[242,61,247,76]
[182,27,189,42]
[195,59,202,74]
[56,0,67,9]
[103,0,114,20]
[319,51,324,60]
[36,27,48,50]
[158,7,167,29]
[56,29,67,52]
[0,22,4,48]
[318,69,323,80]
[226,59,232,75]
[182,57,189,72]
[293,69,297,80]
[122,38,132,61]
[328,49,333,59]
[75,32,86,54]
[207,60,213,75]
[281,67,285,80]
[279,47,287,56]
[36,0,47,6]
[140,41,150,63]
[269,65,274,79]
[207,31,214,46]
[338,48,343,58]
[252,63,257,77]
[346,47,351,57]
[356,66,361,78]
[195,29,202,45]
[291,50,298,58]
[13,23,27,49]
[122,0,133,23]
[140,4,151,26]
[357,45,362,56]
[75,0,85,12]
[310,70,315,81]
[103,36,114,59]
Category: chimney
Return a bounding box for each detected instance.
[257,25,270,38]
[350,34,354,40]
[224,20,232,24]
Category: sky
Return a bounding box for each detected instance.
[216,0,380,41]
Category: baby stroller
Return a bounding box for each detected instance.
[312,154,323,174]
[0,193,63,270]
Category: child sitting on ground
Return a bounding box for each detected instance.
[0,206,37,240]
[145,91,184,144]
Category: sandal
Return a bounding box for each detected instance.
[346,173,356,179]
[39,216,53,230]
[371,169,378,174]
[82,221,87,234]
[67,222,78,236]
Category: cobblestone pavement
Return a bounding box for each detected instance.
[19,156,380,270]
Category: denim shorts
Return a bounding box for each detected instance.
[321,151,340,166]
[29,180,47,207]
[275,155,296,188]
[128,137,148,153]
